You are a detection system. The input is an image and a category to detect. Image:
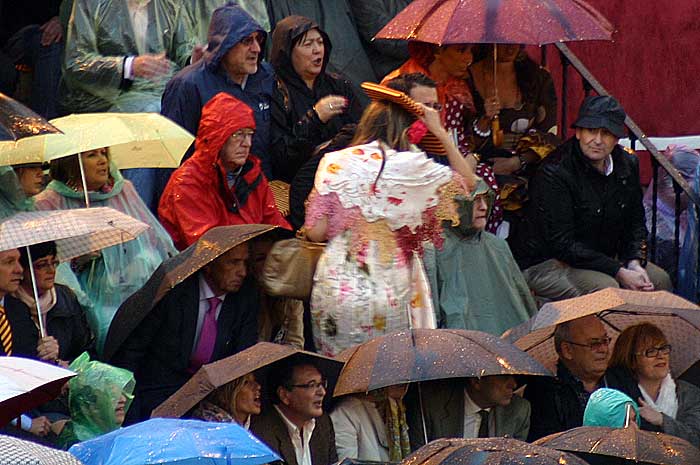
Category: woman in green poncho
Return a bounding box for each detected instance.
[33,148,176,352]
[424,179,537,335]
[57,352,135,449]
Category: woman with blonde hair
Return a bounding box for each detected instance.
[191,373,262,428]
[606,322,700,445]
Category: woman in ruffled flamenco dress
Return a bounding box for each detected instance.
[304,76,477,356]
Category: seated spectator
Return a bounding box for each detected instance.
[515,96,672,299]
[583,388,640,428]
[525,315,611,441]
[14,242,93,364]
[407,376,530,448]
[111,242,259,422]
[159,92,290,251]
[251,359,338,465]
[191,373,261,428]
[56,352,134,449]
[679,159,700,300]
[424,179,537,335]
[643,145,700,279]
[161,2,274,176]
[331,385,410,461]
[269,15,363,182]
[606,323,700,445]
[384,47,503,233]
[34,148,176,352]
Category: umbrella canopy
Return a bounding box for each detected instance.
[69,418,280,465]
[0,357,76,427]
[152,342,343,418]
[334,328,551,397]
[0,92,62,142]
[0,434,84,465]
[102,224,280,361]
[0,112,193,168]
[503,288,700,376]
[534,424,700,465]
[0,207,149,261]
[403,437,590,465]
[375,0,614,45]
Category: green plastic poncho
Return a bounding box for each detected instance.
[58,352,135,449]
[584,388,641,428]
[185,0,271,44]
[33,163,176,352]
[424,179,538,335]
[61,0,195,113]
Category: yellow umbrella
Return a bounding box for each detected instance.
[0,112,194,169]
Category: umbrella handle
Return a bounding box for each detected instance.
[77,153,91,207]
[26,247,47,338]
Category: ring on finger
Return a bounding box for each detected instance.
[329,103,334,110]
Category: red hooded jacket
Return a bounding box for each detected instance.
[159,92,290,250]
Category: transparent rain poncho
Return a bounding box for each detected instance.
[61,0,195,113]
[185,0,271,44]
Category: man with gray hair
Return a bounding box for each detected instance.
[524,314,610,440]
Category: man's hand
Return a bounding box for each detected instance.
[39,17,63,46]
[29,416,51,436]
[132,53,172,80]
[615,267,654,291]
[37,336,60,362]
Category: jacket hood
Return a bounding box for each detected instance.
[451,178,495,238]
[270,15,332,85]
[194,92,256,166]
[206,1,266,72]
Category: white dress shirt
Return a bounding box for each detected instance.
[124,0,151,78]
[275,405,316,465]
[463,390,492,438]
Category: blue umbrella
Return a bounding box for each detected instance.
[68,418,280,465]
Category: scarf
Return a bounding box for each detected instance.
[639,374,678,419]
[372,390,411,461]
[14,285,57,330]
[192,400,251,429]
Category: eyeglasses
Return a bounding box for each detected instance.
[231,129,255,141]
[33,259,60,271]
[564,336,612,351]
[289,379,327,391]
[637,344,672,358]
[422,102,443,111]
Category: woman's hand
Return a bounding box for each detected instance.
[484,95,501,120]
[419,105,448,139]
[638,398,664,426]
[314,95,348,123]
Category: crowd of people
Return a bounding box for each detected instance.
[2,0,700,463]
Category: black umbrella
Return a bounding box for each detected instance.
[102,224,281,360]
[0,92,61,141]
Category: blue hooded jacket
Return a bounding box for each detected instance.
[161,2,275,177]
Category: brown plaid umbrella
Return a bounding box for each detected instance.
[102,224,281,361]
[503,288,700,376]
[0,434,84,464]
[334,328,552,397]
[403,438,590,465]
[151,342,343,418]
[534,424,700,465]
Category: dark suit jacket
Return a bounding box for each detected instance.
[1,295,38,357]
[407,379,531,449]
[111,274,259,421]
[251,406,338,465]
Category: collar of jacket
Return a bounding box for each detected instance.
[570,138,633,179]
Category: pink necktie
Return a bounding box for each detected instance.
[189,296,221,372]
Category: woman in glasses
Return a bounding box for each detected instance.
[606,322,700,444]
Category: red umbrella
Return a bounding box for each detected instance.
[375,0,614,46]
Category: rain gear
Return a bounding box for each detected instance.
[185,0,271,44]
[269,15,362,182]
[424,180,537,335]
[159,92,290,251]
[60,0,194,113]
[33,164,176,353]
[57,352,135,449]
[161,2,275,176]
[583,388,641,428]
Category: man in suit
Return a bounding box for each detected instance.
[251,359,337,465]
[408,375,531,448]
[111,243,259,422]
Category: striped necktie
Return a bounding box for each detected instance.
[0,305,12,356]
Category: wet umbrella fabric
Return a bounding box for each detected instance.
[68,418,280,465]
[503,288,700,376]
[375,0,613,46]
[0,92,62,141]
[0,434,84,465]
[534,424,700,465]
[0,357,76,427]
[152,341,343,419]
[334,328,551,397]
[402,437,590,465]
[102,224,279,361]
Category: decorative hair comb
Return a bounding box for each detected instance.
[361,82,446,154]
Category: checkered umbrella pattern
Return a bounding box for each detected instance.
[0,207,149,261]
[0,435,83,465]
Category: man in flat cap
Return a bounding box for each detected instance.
[514,95,671,299]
